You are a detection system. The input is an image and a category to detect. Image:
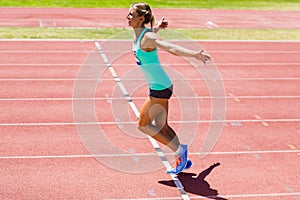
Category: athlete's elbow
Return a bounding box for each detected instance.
[167,49,179,56]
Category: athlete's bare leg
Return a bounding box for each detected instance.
[138,96,180,152]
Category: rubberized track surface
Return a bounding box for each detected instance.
[1,8,300,200]
[1,39,300,200]
[1,8,300,28]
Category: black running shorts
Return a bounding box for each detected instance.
[149,85,173,99]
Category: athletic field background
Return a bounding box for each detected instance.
[0,0,300,40]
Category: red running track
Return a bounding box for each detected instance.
[1,8,300,29]
[0,39,300,199]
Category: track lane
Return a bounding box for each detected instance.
[1,153,299,200]
[1,40,300,200]
[1,122,299,156]
[1,8,300,29]
[1,78,300,98]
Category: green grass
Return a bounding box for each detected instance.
[1,27,300,40]
[0,27,121,39]
[169,29,300,40]
[0,0,300,10]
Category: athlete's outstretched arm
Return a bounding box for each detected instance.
[146,32,211,64]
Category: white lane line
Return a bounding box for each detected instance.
[1,77,300,81]
[196,149,300,155]
[1,96,300,101]
[1,150,299,159]
[0,78,97,81]
[102,192,300,200]
[1,39,300,42]
[205,21,219,28]
[0,50,94,53]
[1,118,300,127]
[220,192,300,199]
[0,64,81,66]
[2,50,299,53]
[0,63,299,66]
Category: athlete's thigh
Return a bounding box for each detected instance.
[139,96,168,127]
[154,99,169,130]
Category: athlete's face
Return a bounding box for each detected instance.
[126,8,143,28]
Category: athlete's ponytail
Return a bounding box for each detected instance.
[150,14,155,31]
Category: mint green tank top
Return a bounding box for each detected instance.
[132,28,172,90]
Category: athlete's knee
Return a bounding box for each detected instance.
[138,123,151,134]
[137,122,160,137]
[137,124,147,133]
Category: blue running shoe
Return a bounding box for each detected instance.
[185,158,192,170]
[167,144,188,174]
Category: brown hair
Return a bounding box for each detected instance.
[131,2,155,30]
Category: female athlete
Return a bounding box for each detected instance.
[127,2,210,174]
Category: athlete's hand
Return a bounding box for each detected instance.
[194,50,211,65]
[156,17,168,30]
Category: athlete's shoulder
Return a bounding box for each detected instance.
[144,30,159,40]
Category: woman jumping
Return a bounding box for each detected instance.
[127,2,210,174]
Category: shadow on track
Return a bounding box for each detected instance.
[158,162,227,199]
